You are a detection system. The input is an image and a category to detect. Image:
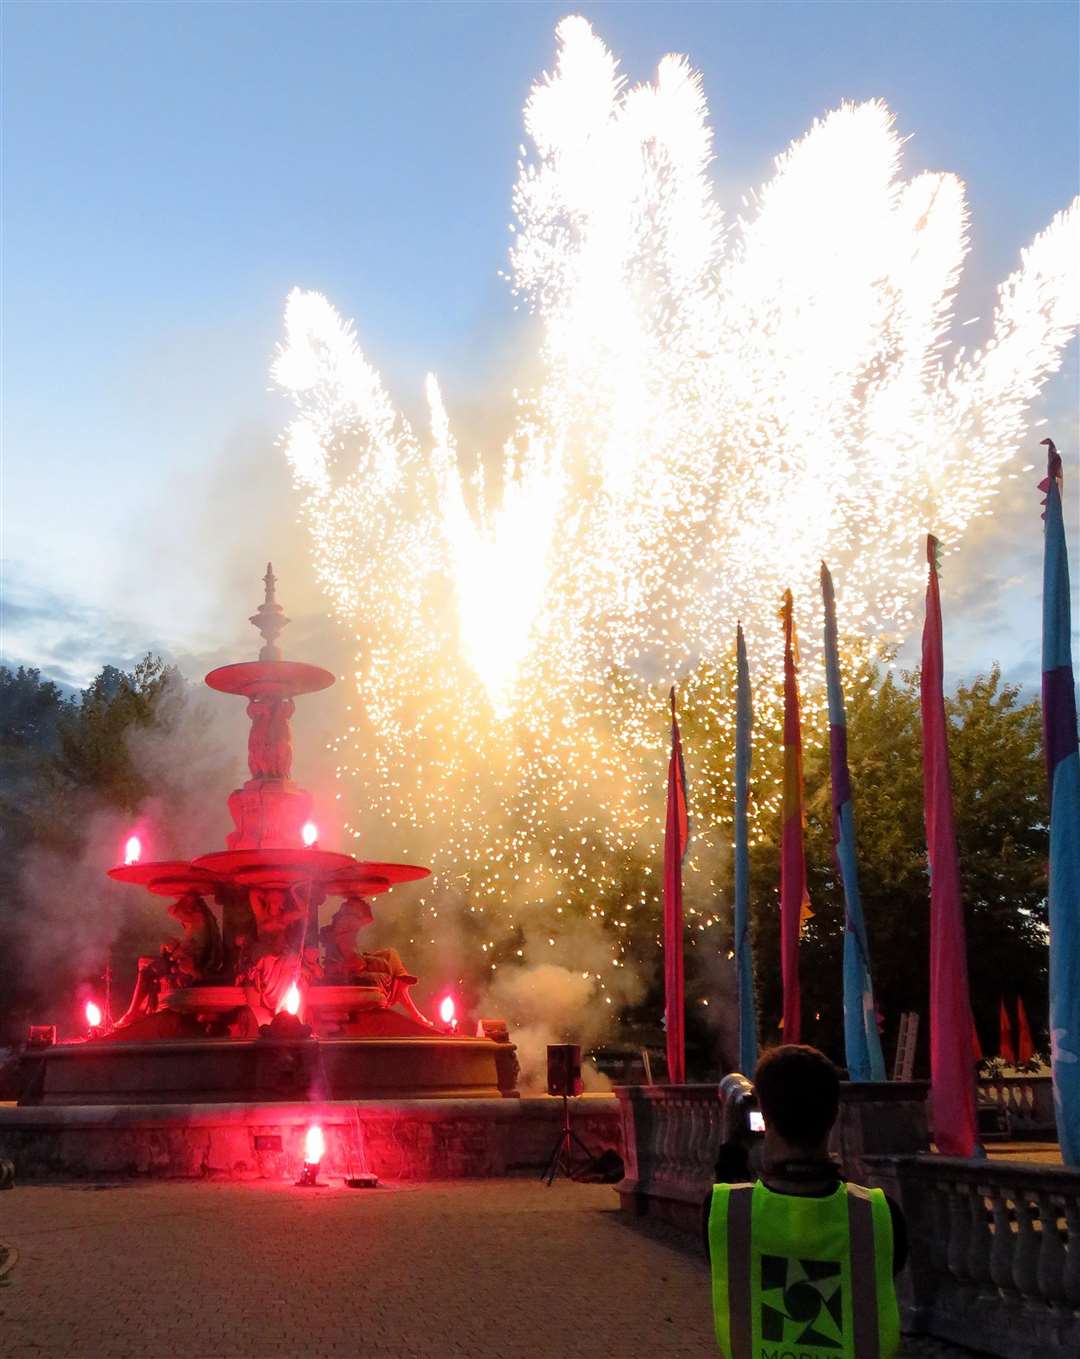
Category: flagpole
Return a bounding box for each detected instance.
[780,590,810,1045]
[1038,438,1080,1164]
[921,534,978,1157]
[734,624,758,1076]
[663,686,689,1085]
[821,563,886,1082]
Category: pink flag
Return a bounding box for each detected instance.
[663,687,689,1084]
[921,535,978,1157]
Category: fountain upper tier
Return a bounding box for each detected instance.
[205,562,334,701]
[109,562,431,888]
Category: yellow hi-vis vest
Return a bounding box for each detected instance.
[708,1180,900,1359]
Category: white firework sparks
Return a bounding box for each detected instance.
[274,17,1079,969]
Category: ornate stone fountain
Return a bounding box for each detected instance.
[21,567,518,1106]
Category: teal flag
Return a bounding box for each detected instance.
[1039,440,1080,1164]
[821,563,886,1082]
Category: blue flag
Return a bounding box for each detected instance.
[821,563,887,1082]
[734,624,758,1076]
[1039,439,1080,1164]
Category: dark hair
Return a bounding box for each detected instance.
[753,1045,840,1146]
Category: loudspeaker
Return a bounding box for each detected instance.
[547,1043,583,1097]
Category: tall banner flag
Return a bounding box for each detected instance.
[999,999,1016,1066]
[1016,996,1035,1067]
[664,686,690,1085]
[821,563,887,1082]
[1039,438,1080,1164]
[734,624,759,1076]
[780,590,812,1044]
[921,534,978,1157]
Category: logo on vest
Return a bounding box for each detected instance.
[760,1254,843,1353]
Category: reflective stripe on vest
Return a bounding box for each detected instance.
[708,1180,900,1359]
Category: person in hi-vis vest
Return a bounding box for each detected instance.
[707,1045,904,1359]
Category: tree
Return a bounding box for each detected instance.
[744,663,1049,1073]
[0,656,182,1041]
[596,656,1051,1078]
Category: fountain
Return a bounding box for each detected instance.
[20,567,519,1108]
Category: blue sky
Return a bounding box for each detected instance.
[2,1,1077,690]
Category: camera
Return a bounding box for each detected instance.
[719,1071,765,1143]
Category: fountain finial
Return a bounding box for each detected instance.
[249,562,291,661]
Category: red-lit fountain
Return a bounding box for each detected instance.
[21,567,519,1108]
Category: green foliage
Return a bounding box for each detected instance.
[0,656,179,1038]
[739,662,1048,1072]
[54,657,177,813]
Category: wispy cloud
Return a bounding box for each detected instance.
[0,559,156,690]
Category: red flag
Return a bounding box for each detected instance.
[999,999,1016,1066]
[663,686,689,1084]
[1016,996,1035,1066]
[780,591,811,1044]
[921,536,978,1156]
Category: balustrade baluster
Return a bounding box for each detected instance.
[945,1178,974,1289]
[1010,1187,1041,1300]
[966,1181,993,1292]
[988,1182,1017,1294]
[656,1096,671,1184]
[1031,1188,1062,1306]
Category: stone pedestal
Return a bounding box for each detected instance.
[0,1095,623,1182]
[226,779,314,850]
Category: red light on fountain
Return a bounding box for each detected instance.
[85,1001,103,1036]
[301,822,318,848]
[297,1124,325,1186]
[124,835,141,866]
[279,982,301,1016]
[439,995,458,1033]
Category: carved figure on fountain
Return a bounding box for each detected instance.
[319,898,431,1026]
[115,893,223,1028]
[239,931,302,1027]
[245,695,294,779]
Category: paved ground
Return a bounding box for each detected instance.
[0,1178,988,1359]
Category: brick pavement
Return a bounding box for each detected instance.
[0,1178,989,1359]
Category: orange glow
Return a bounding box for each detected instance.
[85,1001,102,1028]
[280,982,301,1016]
[301,821,318,847]
[123,835,141,865]
[304,1125,325,1164]
[438,995,456,1025]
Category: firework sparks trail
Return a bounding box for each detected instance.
[274,18,1079,976]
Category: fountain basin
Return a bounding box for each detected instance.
[19,1034,519,1106]
[161,986,248,1014]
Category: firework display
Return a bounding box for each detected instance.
[273,18,1079,986]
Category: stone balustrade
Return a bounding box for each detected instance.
[614,1080,929,1230]
[614,1084,724,1228]
[867,1153,1080,1358]
[976,1075,1057,1137]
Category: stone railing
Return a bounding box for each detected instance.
[977,1075,1057,1138]
[614,1085,724,1228]
[867,1154,1080,1358]
[615,1080,929,1230]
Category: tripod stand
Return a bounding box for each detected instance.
[540,1092,596,1186]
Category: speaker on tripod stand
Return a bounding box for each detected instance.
[541,1043,596,1186]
